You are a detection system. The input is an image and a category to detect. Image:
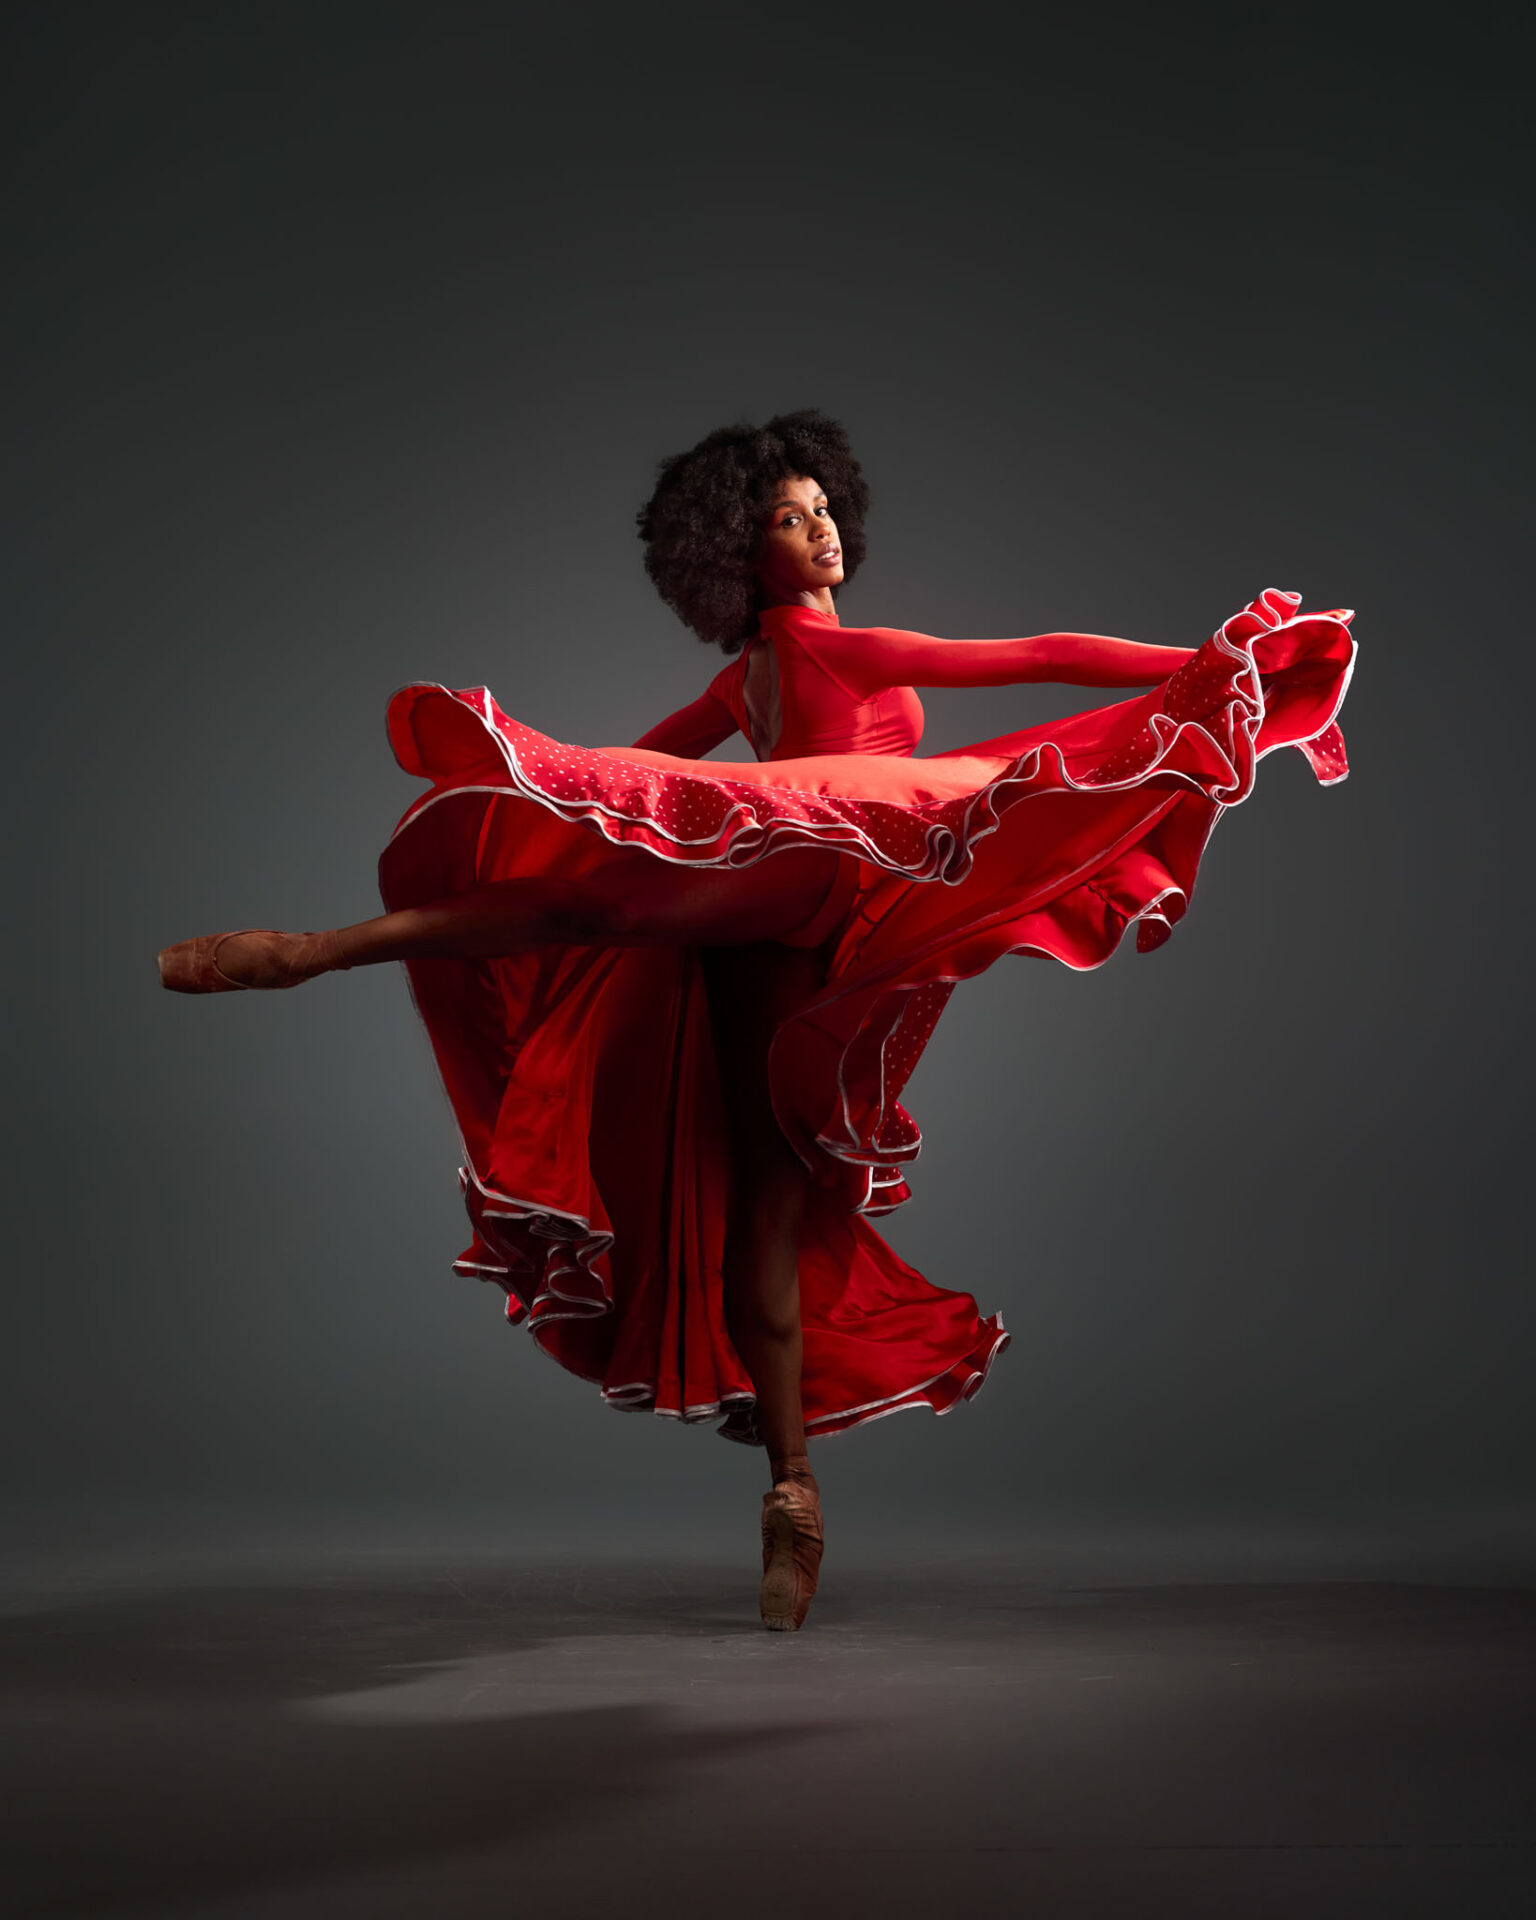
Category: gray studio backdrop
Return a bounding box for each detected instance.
[4,5,1529,1561]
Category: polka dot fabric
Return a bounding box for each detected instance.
[388,588,1353,887]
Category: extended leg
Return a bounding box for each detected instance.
[159,845,845,989]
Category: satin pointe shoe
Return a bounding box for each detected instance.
[157,929,348,993]
[759,1477,824,1632]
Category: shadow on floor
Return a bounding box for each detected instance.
[2,1561,1534,1919]
[0,1564,854,1916]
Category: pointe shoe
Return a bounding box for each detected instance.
[157,929,346,994]
[759,1477,824,1632]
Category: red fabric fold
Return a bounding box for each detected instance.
[378,588,1355,1441]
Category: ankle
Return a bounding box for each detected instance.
[770,1453,817,1491]
[306,928,352,975]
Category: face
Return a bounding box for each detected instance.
[754,473,844,599]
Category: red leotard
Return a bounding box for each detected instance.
[633,604,1198,763]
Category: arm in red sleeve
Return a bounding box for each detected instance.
[631,684,740,757]
[808,620,1198,702]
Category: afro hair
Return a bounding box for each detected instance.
[635,408,870,653]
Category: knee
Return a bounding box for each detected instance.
[725,1280,800,1348]
[543,880,638,945]
[737,1164,809,1242]
[723,1187,806,1345]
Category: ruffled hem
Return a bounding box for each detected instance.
[716,1316,1013,1444]
[379,588,1356,1443]
[443,1159,1014,1444]
[385,587,1353,886]
[519,1301,1010,1447]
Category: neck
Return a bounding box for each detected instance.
[759,585,836,618]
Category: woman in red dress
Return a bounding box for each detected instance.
[158,410,1356,1632]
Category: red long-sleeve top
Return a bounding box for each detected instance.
[632,602,1196,763]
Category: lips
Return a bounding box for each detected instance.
[812,545,842,567]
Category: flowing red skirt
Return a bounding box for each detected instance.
[378,588,1356,1443]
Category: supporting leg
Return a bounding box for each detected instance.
[700,940,824,1488]
[703,936,831,1631]
[722,1153,813,1484]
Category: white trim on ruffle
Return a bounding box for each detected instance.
[387,587,1352,1442]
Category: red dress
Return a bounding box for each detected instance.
[379,588,1355,1443]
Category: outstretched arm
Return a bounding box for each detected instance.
[808,619,1197,702]
[632,684,740,756]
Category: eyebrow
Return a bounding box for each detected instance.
[770,492,828,512]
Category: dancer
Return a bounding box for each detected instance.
[159,410,1356,1631]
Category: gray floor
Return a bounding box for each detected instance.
[4,1552,1534,1919]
